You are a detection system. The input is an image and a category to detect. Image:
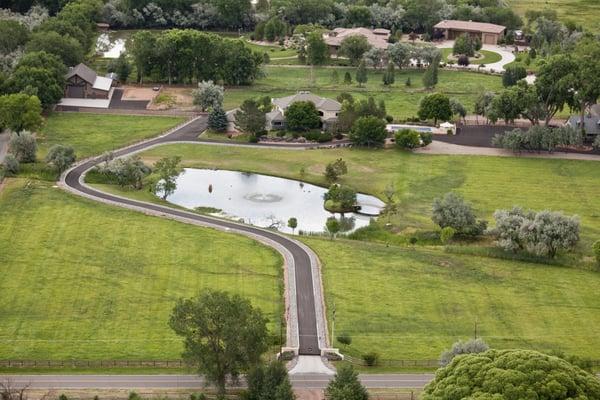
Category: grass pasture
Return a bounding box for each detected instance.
[307,237,600,360]
[224,66,503,120]
[508,0,599,32]
[0,178,282,360]
[39,113,185,159]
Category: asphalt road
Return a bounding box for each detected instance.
[61,116,321,356]
[1,374,436,389]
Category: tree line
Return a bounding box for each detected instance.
[129,29,264,85]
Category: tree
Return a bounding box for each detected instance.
[94,156,150,190]
[418,93,452,125]
[16,51,67,85]
[363,47,385,69]
[474,91,495,123]
[355,60,367,87]
[2,154,20,176]
[488,87,522,124]
[108,54,131,83]
[395,129,421,149]
[245,361,295,400]
[26,31,83,66]
[9,131,37,163]
[287,217,298,234]
[324,184,357,212]
[422,54,440,89]
[449,98,466,122]
[349,116,387,147]
[423,349,600,400]
[502,64,527,87]
[153,156,181,200]
[192,80,224,112]
[129,30,157,84]
[519,210,579,258]
[440,339,489,366]
[452,34,475,57]
[8,67,63,108]
[264,17,286,42]
[208,106,228,132]
[285,101,321,131]
[0,20,29,53]
[306,31,329,66]
[0,94,43,133]
[343,71,352,84]
[382,62,395,86]
[339,35,371,66]
[432,192,487,236]
[169,290,268,397]
[325,217,340,240]
[534,54,578,126]
[324,158,348,183]
[234,99,266,137]
[387,42,412,69]
[491,207,533,252]
[330,70,339,84]
[325,365,368,400]
[572,38,600,136]
[45,144,76,173]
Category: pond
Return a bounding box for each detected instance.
[160,168,385,235]
[96,32,127,58]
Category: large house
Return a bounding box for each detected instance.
[266,92,342,130]
[64,63,114,99]
[433,20,506,45]
[566,115,600,141]
[324,27,391,56]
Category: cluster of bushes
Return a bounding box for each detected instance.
[130,29,264,85]
[394,128,432,149]
[493,126,581,153]
[90,154,151,189]
[452,33,481,57]
[431,192,582,259]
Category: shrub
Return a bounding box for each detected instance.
[432,193,487,236]
[324,158,348,183]
[349,116,387,147]
[324,184,357,212]
[337,333,352,346]
[128,393,141,400]
[93,156,151,190]
[594,240,600,266]
[362,352,379,366]
[9,131,37,163]
[440,338,489,366]
[395,129,421,149]
[45,144,76,173]
[385,115,394,123]
[593,135,600,150]
[502,64,527,87]
[439,226,455,244]
[457,54,469,66]
[420,131,433,146]
[2,154,19,176]
[208,106,228,132]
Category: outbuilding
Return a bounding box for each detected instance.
[64,63,114,99]
[434,20,506,45]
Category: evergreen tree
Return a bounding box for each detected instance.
[325,365,368,400]
[422,54,440,89]
[331,70,339,84]
[344,71,352,84]
[382,62,395,86]
[208,106,228,132]
[356,60,368,87]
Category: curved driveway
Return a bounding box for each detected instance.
[60,116,327,358]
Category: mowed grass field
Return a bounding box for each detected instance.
[38,113,185,158]
[224,66,503,120]
[508,0,599,32]
[0,178,282,359]
[305,237,600,359]
[140,144,600,249]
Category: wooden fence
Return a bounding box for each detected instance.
[0,360,186,369]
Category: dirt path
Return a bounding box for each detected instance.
[417,141,600,161]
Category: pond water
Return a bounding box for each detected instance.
[96,32,126,58]
[161,168,385,235]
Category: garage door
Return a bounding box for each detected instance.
[67,85,85,98]
[483,34,496,45]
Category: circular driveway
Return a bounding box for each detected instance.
[435,40,516,72]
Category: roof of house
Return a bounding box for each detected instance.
[65,63,113,92]
[324,27,390,50]
[567,115,600,134]
[433,20,506,34]
[272,92,342,112]
[266,109,284,122]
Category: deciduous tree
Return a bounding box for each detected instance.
[153,156,181,200]
[418,93,452,125]
[349,115,387,147]
[45,144,76,173]
[340,35,371,66]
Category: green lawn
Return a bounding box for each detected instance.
[0,178,282,360]
[305,237,600,360]
[508,0,599,32]
[224,66,503,120]
[38,113,185,159]
[139,144,600,253]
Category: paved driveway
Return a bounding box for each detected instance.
[435,40,516,72]
[0,130,9,164]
